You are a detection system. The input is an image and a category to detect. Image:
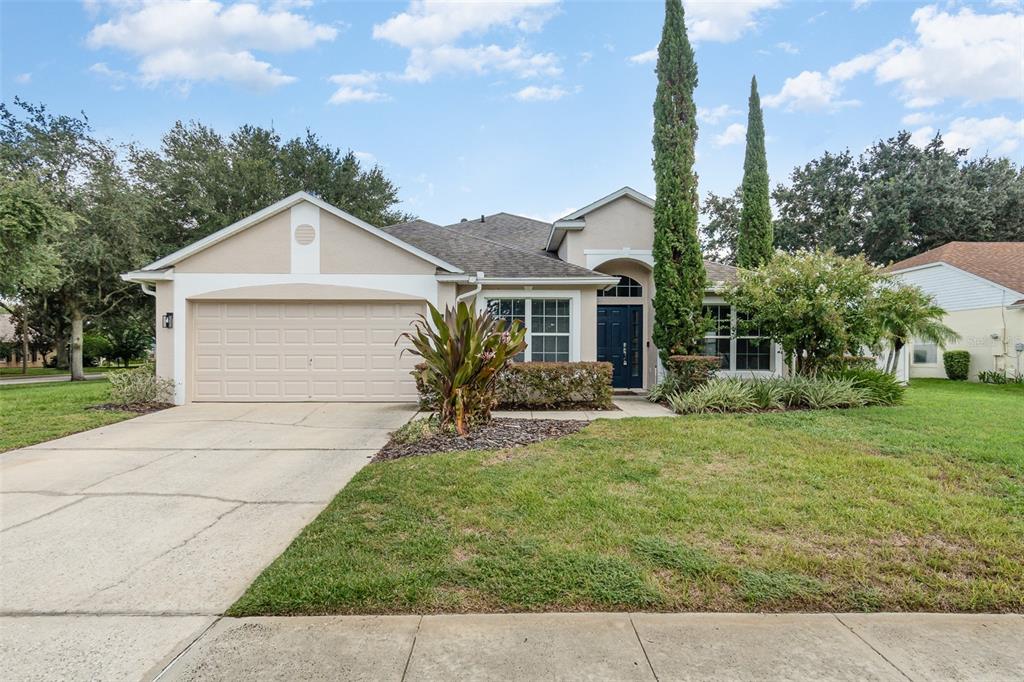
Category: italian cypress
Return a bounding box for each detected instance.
[651,0,707,359]
[736,75,773,268]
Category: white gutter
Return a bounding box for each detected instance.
[456,271,485,303]
[139,283,156,297]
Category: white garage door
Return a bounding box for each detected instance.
[191,300,423,401]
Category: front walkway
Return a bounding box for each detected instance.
[0,402,417,681]
[159,612,1023,680]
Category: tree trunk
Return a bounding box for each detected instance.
[21,319,29,375]
[70,309,85,381]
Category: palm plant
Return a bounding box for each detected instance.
[873,282,958,375]
[399,301,527,435]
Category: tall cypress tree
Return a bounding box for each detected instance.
[652,0,707,359]
[736,75,773,268]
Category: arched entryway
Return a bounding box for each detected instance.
[594,258,655,390]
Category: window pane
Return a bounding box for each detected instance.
[912,342,937,364]
[488,299,526,362]
[704,337,730,369]
[736,338,771,371]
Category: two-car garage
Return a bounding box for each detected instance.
[190,300,424,402]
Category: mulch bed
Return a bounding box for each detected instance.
[88,402,173,415]
[375,418,589,462]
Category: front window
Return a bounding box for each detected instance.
[487,298,571,362]
[912,340,937,365]
[702,305,772,372]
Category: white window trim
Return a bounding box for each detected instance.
[703,304,776,375]
[910,340,939,366]
[479,290,581,362]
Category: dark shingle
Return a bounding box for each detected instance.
[444,213,552,252]
[382,220,610,279]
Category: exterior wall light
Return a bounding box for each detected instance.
[162,312,174,329]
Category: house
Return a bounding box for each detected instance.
[887,241,1024,380]
[123,187,778,405]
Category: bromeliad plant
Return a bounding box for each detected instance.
[399,301,527,435]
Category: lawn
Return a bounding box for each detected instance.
[231,380,1024,616]
[0,380,136,452]
[0,366,112,378]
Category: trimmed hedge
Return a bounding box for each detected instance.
[415,361,614,410]
[823,355,877,372]
[943,350,970,381]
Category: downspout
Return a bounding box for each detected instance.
[138,283,157,297]
[456,272,485,304]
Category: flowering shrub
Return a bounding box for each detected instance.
[108,362,174,406]
[401,301,526,435]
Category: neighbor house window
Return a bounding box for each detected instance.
[702,305,772,372]
[597,275,643,298]
[912,340,937,365]
[487,298,570,362]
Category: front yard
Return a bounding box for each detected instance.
[231,379,1024,616]
[0,380,136,452]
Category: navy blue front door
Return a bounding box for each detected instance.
[597,305,643,388]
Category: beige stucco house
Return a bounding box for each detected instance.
[123,187,776,404]
[887,241,1024,381]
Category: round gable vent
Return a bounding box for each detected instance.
[294,224,316,245]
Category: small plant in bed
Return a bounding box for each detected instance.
[94,362,174,413]
[377,415,586,461]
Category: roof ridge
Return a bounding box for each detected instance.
[438,224,602,275]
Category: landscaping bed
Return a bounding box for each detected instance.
[88,402,172,415]
[376,418,588,461]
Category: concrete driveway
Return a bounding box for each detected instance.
[0,402,416,681]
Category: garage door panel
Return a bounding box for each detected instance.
[192,300,422,401]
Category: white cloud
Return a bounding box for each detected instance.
[373,0,558,48]
[578,51,593,65]
[698,104,740,124]
[86,0,337,90]
[14,72,31,84]
[901,112,934,126]
[513,84,569,101]
[401,44,560,82]
[763,70,859,111]
[775,41,799,55]
[684,0,782,42]
[942,116,1024,155]
[88,62,130,90]
[327,72,387,104]
[628,48,657,65]
[628,0,783,65]
[852,0,872,10]
[714,122,747,147]
[372,0,561,83]
[352,150,378,165]
[909,125,936,147]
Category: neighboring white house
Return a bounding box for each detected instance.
[886,242,1024,381]
[122,188,780,405]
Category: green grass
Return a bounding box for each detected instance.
[1,366,112,378]
[230,380,1024,616]
[0,380,136,451]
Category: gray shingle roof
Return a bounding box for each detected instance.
[444,213,552,253]
[382,214,737,285]
[382,220,611,279]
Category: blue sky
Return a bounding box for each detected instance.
[2,1,1022,225]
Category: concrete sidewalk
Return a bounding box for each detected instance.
[159,612,1023,681]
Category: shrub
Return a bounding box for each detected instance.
[415,361,613,410]
[495,362,612,409]
[401,302,527,435]
[828,367,905,406]
[943,350,970,381]
[666,355,720,391]
[390,415,442,444]
[668,375,872,414]
[82,332,113,367]
[108,362,174,406]
[822,355,877,372]
[978,370,1024,385]
[748,377,785,410]
[668,379,756,414]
